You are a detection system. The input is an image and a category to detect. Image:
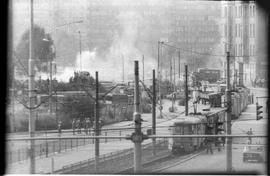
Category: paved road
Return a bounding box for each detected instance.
[159,144,266,174]
[145,87,268,174]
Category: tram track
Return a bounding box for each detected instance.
[142,148,205,173]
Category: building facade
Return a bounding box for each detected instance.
[220,1,267,87]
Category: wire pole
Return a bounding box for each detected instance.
[95,71,99,173]
[122,54,124,83]
[157,41,162,118]
[174,56,176,92]
[79,31,82,71]
[29,0,36,173]
[49,59,52,115]
[170,58,172,91]
[178,51,180,79]
[226,51,232,172]
[185,65,188,116]
[134,61,142,173]
[152,69,156,156]
[142,55,144,84]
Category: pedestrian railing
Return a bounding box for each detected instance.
[54,139,169,174]
[7,130,130,164]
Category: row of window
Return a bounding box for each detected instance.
[224,43,255,56]
[249,23,256,38]
[176,37,215,43]
[175,25,217,32]
[224,23,255,38]
[224,4,256,18]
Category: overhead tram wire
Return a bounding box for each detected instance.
[161,42,257,58]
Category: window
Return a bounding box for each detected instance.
[253,24,255,37]
[253,45,255,55]
[240,44,242,56]
[225,24,227,37]
[249,24,252,37]
[240,24,242,37]
[253,6,255,17]
[235,24,237,37]
[235,6,238,17]
[240,6,242,17]
[235,45,237,56]
[225,6,227,17]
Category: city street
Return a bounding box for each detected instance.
[145,87,268,174]
[160,144,266,174]
[7,1,268,174]
[6,99,197,174]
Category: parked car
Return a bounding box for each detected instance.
[243,144,266,163]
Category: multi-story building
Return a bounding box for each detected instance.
[220,1,268,87]
[169,1,222,73]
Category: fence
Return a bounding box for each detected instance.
[6,130,131,164]
[55,139,169,174]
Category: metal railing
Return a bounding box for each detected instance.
[7,130,127,164]
[54,139,168,174]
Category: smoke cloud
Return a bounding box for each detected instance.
[57,10,157,82]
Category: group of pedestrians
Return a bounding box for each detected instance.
[72,117,92,135]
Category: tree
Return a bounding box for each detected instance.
[14,25,54,75]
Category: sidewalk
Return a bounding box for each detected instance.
[232,103,267,145]
[6,140,133,174]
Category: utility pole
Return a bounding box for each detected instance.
[185,65,188,116]
[158,41,162,118]
[79,31,82,71]
[174,56,176,92]
[171,58,174,112]
[170,58,172,92]
[95,71,99,173]
[29,0,36,173]
[49,58,52,115]
[122,54,124,83]
[226,52,232,172]
[152,69,156,156]
[142,55,144,84]
[178,51,180,79]
[133,60,142,172]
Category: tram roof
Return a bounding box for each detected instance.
[171,115,207,125]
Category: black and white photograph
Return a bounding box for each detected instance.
[6,0,268,174]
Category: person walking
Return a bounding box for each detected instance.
[58,120,62,134]
[76,119,81,134]
[72,118,76,135]
[247,128,253,144]
[205,137,213,154]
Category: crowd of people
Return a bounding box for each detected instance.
[71,114,104,135]
[56,113,104,135]
[72,117,92,135]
